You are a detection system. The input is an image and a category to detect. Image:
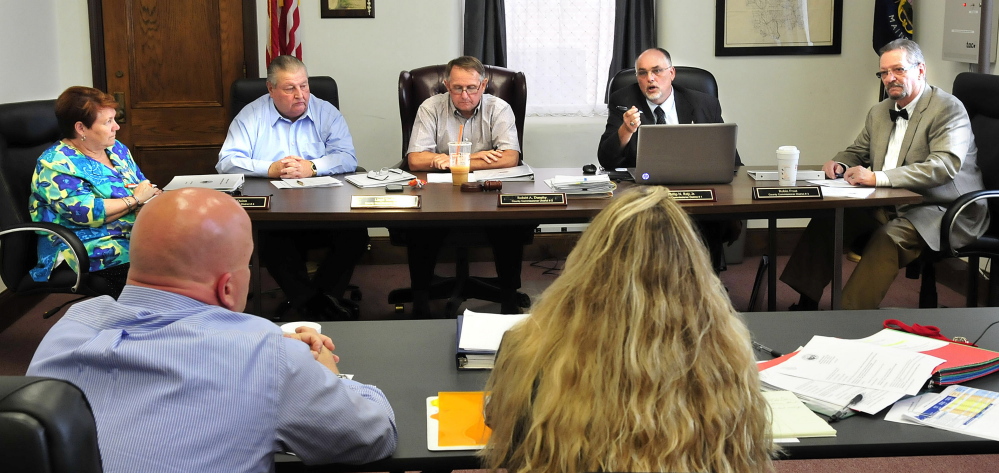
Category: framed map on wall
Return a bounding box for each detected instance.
[321,0,374,19]
[715,0,843,56]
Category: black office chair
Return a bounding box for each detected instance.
[389,64,533,317]
[0,376,103,473]
[0,100,116,317]
[397,64,527,164]
[607,66,719,99]
[230,76,340,121]
[909,72,999,307]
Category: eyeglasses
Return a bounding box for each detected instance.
[449,84,481,95]
[366,167,404,181]
[875,64,917,80]
[636,67,672,79]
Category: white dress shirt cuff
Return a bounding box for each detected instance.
[874,171,891,187]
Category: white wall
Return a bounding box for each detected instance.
[274,0,980,170]
[258,0,463,168]
[0,0,986,170]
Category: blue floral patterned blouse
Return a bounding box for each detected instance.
[29,140,146,282]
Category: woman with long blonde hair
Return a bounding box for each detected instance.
[481,186,776,473]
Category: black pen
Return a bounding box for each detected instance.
[752,341,782,358]
[615,105,643,115]
[827,394,863,422]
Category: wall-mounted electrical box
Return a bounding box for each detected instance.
[943,1,999,63]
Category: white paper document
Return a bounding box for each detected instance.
[759,369,905,415]
[457,310,530,351]
[474,163,535,181]
[270,176,343,189]
[804,178,876,198]
[763,390,837,439]
[857,329,950,352]
[770,336,944,395]
[903,385,999,441]
[819,187,877,198]
[163,173,244,192]
[344,170,415,188]
[807,178,855,187]
[884,393,935,425]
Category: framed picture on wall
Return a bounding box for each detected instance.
[715,0,843,56]
[321,0,374,19]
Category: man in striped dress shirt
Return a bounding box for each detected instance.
[27,188,397,472]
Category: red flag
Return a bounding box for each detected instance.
[266,0,302,65]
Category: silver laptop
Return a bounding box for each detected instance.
[629,123,738,185]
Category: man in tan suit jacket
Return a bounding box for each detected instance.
[781,39,989,310]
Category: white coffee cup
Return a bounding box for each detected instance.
[776,146,800,186]
[281,321,322,334]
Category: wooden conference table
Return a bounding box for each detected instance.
[241,167,921,312]
[275,308,999,472]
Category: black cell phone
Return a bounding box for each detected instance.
[386,184,403,193]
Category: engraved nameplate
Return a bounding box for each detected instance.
[498,193,567,206]
[669,189,715,202]
[350,195,422,209]
[234,196,270,209]
[753,186,823,200]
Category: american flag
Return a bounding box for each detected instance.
[266,0,302,64]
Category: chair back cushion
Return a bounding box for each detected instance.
[398,64,527,164]
[953,72,999,234]
[229,76,340,123]
[0,376,103,473]
[0,100,60,288]
[608,66,719,99]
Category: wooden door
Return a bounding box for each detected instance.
[98,0,247,185]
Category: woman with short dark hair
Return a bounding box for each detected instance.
[29,86,161,297]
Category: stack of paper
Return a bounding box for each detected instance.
[456,309,530,370]
[344,169,415,188]
[474,163,535,182]
[270,176,342,189]
[758,335,945,416]
[544,174,616,197]
[763,390,836,440]
[163,174,244,193]
[805,178,876,198]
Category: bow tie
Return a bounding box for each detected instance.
[889,108,909,121]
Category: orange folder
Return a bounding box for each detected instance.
[436,391,492,447]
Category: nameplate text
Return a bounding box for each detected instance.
[498,193,567,206]
[350,195,422,209]
[235,196,270,209]
[753,186,823,199]
[669,189,716,201]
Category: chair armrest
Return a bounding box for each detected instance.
[0,222,91,292]
[940,190,999,256]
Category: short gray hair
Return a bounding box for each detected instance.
[879,38,924,66]
[445,56,485,82]
[266,55,308,86]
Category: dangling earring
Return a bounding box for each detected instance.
[81,135,87,141]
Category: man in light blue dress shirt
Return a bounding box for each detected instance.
[27,188,397,473]
[219,55,367,320]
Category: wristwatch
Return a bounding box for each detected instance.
[310,161,318,177]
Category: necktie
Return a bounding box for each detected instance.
[654,106,666,124]
[889,108,909,121]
